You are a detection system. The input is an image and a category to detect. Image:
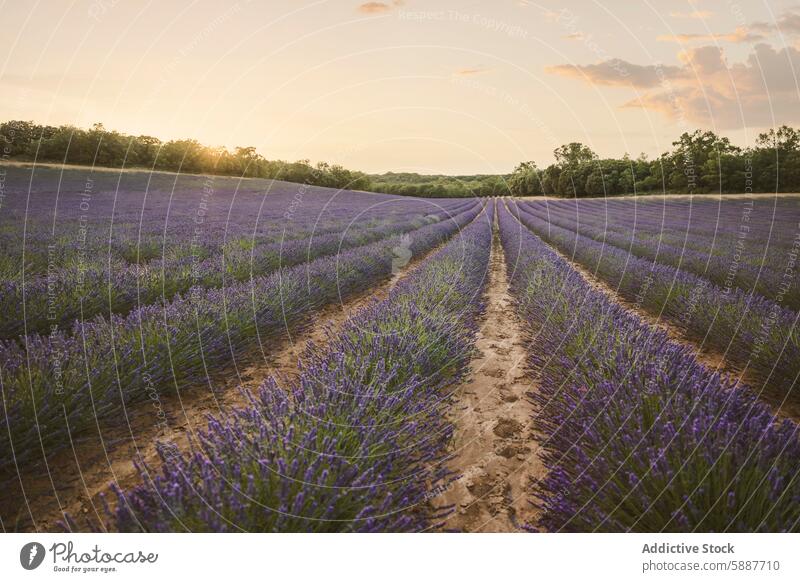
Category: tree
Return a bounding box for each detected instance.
[617,155,636,194]
[757,126,800,151]
[550,143,598,197]
[508,161,543,197]
[667,130,739,193]
[540,165,561,196]
[553,142,597,168]
[132,135,161,167]
[584,170,605,196]
[0,120,40,156]
[755,126,800,192]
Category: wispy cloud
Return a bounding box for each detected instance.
[548,43,800,128]
[546,60,685,88]
[541,9,563,24]
[670,10,713,20]
[357,0,403,14]
[453,67,491,77]
[752,8,800,35]
[658,26,764,43]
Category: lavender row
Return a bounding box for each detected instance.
[508,201,800,408]
[498,201,800,532]
[100,204,494,532]
[1,164,473,279]
[0,202,479,339]
[2,166,473,228]
[522,199,800,310]
[0,202,484,476]
[520,199,796,303]
[0,225,268,281]
[2,208,456,300]
[7,196,477,284]
[538,197,800,252]
[522,200,784,279]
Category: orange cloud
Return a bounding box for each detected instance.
[752,8,800,35]
[670,10,713,20]
[546,60,685,88]
[548,43,800,128]
[357,0,403,14]
[453,67,491,77]
[658,26,764,43]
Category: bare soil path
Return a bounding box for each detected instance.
[439,219,544,532]
[0,235,452,533]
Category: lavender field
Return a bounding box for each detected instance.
[1,166,799,533]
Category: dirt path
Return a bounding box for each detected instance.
[0,235,452,533]
[439,219,544,532]
[537,230,800,422]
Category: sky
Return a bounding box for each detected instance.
[2,0,800,174]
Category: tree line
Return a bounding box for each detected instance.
[0,120,371,190]
[368,172,510,198]
[3,120,799,197]
[507,127,800,197]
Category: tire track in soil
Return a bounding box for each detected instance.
[439,217,545,532]
[527,218,800,423]
[1,230,460,533]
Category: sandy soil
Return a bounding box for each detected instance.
[438,220,544,532]
[0,239,445,533]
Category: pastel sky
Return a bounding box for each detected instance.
[2,0,800,174]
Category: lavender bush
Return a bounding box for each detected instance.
[498,201,800,532]
[0,164,476,338]
[508,201,800,408]
[522,197,800,310]
[0,201,479,338]
[101,204,493,532]
[0,167,482,475]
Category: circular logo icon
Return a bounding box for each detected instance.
[20,542,46,570]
